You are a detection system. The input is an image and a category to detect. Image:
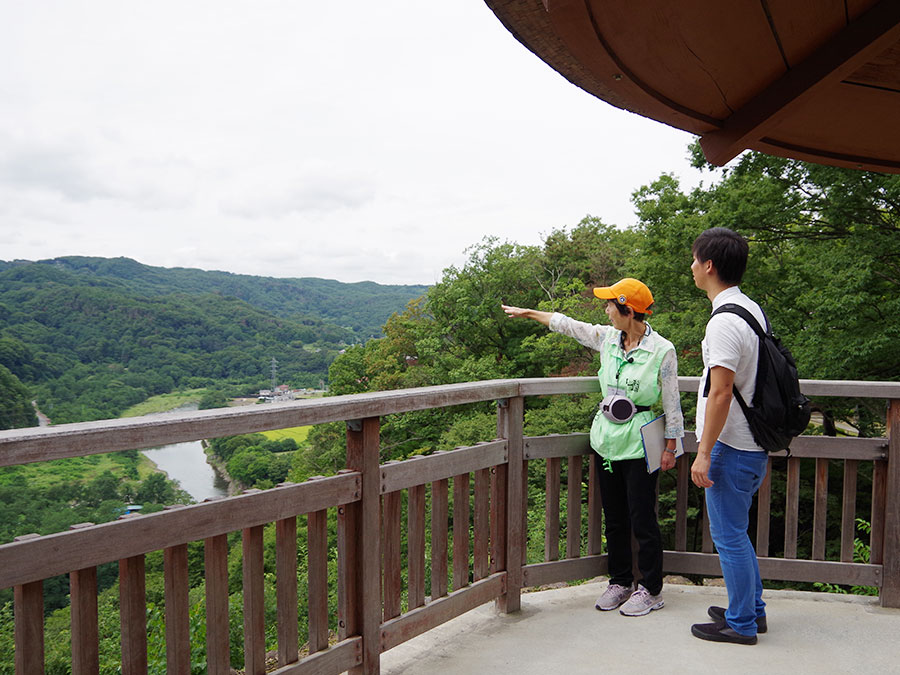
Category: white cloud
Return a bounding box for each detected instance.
[0,0,703,285]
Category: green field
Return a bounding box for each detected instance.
[261,426,312,444]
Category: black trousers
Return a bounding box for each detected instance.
[596,455,664,596]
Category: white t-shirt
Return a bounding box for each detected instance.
[695,286,765,452]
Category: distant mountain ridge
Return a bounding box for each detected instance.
[0,256,429,338]
[0,257,429,425]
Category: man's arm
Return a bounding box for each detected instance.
[690,365,735,487]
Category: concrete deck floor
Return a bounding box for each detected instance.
[380,580,900,675]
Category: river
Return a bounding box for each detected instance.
[139,403,229,502]
[141,440,229,502]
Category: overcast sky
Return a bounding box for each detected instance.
[0,1,708,286]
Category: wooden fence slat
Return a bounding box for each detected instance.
[473,467,490,580]
[784,457,801,559]
[756,459,772,557]
[523,433,590,460]
[675,457,689,551]
[380,574,506,652]
[588,453,603,556]
[407,483,426,608]
[432,477,449,599]
[276,516,299,666]
[841,460,859,562]
[308,509,329,653]
[242,526,266,675]
[566,455,582,559]
[490,464,508,575]
[381,441,506,493]
[545,457,560,562]
[453,473,470,591]
[14,580,43,675]
[523,556,608,589]
[663,551,881,587]
[163,543,189,675]
[336,499,357,642]
[119,555,147,675]
[383,490,402,619]
[812,458,830,560]
[870,459,887,565]
[522,460,529,567]
[205,534,231,675]
[882,399,900,607]
[70,566,99,675]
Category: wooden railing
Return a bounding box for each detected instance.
[1,377,898,674]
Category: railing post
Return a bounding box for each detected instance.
[242,525,265,675]
[119,554,147,675]
[496,396,524,613]
[345,417,382,675]
[882,399,900,607]
[164,543,190,675]
[14,578,43,675]
[204,534,231,675]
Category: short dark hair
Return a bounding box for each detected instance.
[607,299,647,322]
[692,227,749,285]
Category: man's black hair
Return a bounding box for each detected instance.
[692,227,749,285]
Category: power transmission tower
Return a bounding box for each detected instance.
[270,357,278,391]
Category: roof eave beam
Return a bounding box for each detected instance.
[700,0,900,167]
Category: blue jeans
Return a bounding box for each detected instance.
[705,441,769,636]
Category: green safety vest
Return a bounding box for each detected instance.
[589,334,668,463]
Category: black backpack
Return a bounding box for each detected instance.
[703,303,812,454]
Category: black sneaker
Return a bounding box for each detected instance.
[707,605,767,633]
[691,621,757,645]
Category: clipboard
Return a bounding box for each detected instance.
[640,414,683,473]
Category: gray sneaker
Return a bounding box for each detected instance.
[595,583,635,611]
[619,584,664,616]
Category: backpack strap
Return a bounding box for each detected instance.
[701,303,769,403]
[711,303,771,338]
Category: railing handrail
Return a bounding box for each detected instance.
[3,377,898,468]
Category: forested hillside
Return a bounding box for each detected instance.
[0,256,429,337]
[0,260,426,425]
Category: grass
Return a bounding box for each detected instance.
[120,390,207,417]
[137,452,159,480]
[2,453,137,489]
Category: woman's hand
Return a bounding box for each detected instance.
[501,305,553,326]
[660,439,677,471]
[660,452,676,471]
[501,304,529,318]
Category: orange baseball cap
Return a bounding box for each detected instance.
[593,278,654,315]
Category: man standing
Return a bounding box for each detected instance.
[689,227,769,645]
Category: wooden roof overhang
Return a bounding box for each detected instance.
[486,0,900,173]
